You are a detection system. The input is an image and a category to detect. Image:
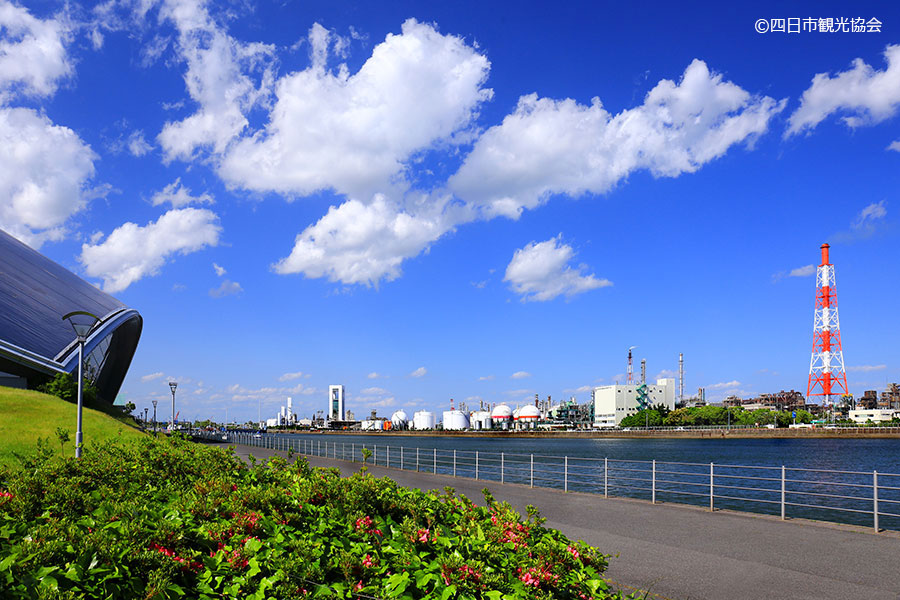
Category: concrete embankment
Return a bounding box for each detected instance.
[213,441,900,600]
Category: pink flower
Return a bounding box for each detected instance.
[362,554,375,568]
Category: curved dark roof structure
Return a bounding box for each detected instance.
[0,229,142,403]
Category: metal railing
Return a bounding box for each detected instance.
[199,431,900,532]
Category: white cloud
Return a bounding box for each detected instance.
[409,366,427,378]
[0,107,97,247]
[219,19,491,199]
[787,45,900,135]
[450,59,783,218]
[79,207,222,292]
[151,178,213,208]
[789,265,815,277]
[846,365,887,372]
[367,372,384,379]
[510,371,531,379]
[127,130,153,156]
[278,371,308,381]
[504,235,611,302]
[478,375,495,381]
[889,140,900,152]
[156,0,275,161]
[141,371,165,382]
[213,262,226,276]
[832,200,888,243]
[655,370,677,380]
[0,2,72,100]
[209,279,241,297]
[706,380,741,390]
[273,193,468,286]
[360,386,389,395]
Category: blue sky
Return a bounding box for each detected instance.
[2,0,898,423]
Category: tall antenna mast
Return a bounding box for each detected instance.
[807,244,849,405]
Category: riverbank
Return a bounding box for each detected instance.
[263,427,900,439]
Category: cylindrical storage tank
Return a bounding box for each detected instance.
[413,410,436,430]
[517,405,542,429]
[471,410,493,430]
[391,410,409,430]
[442,410,470,431]
[491,404,512,430]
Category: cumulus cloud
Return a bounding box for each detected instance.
[787,45,900,135]
[450,59,784,218]
[127,130,153,156]
[706,380,741,390]
[789,265,815,277]
[0,2,72,100]
[478,375,495,381]
[141,371,165,382]
[79,207,222,292]
[156,0,275,161]
[0,107,97,247]
[831,200,888,243]
[889,140,900,152]
[510,371,531,379]
[273,193,469,285]
[367,372,384,379]
[504,236,611,302]
[213,262,226,276]
[220,19,491,199]
[278,371,308,381]
[409,366,427,378]
[846,364,886,372]
[209,279,241,297]
[151,178,213,208]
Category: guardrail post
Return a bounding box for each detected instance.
[416,448,420,472]
[401,447,404,470]
[374,445,377,466]
[652,460,656,504]
[709,463,714,511]
[501,452,505,484]
[874,471,879,532]
[530,454,534,488]
[453,450,457,477]
[781,466,786,520]
[352,443,355,462]
[604,457,608,497]
[433,448,437,473]
[564,456,568,492]
[476,451,479,480]
[387,446,390,468]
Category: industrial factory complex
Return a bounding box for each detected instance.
[254,244,899,432]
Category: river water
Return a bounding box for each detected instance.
[233,432,900,530]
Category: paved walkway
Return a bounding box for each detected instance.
[214,442,900,600]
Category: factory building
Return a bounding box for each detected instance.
[592,378,676,428]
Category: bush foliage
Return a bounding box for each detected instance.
[0,436,621,599]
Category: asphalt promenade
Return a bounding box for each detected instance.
[214,442,900,600]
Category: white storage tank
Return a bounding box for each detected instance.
[491,404,513,430]
[391,410,409,430]
[442,410,470,431]
[471,410,493,430]
[412,410,436,430]
[516,405,542,429]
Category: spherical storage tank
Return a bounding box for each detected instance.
[442,410,470,431]
[516,404,541,427]
[391,410,409,429]
[413,410,436,430]
[491,404,512,430]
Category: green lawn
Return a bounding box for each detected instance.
[0,386,145,466]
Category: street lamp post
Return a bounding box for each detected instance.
[62,311,100,459]
[169,382,177,431]
[152,399,158,433]
[143,407,148,426]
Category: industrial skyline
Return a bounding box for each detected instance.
[1,1,897,423]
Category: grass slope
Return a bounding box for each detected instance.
[0,386,145,466]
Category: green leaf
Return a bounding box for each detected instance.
[440,584,457,600]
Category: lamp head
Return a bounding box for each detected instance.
[169,381,178,393]
[62,311,101,342]
[152,399,158,408]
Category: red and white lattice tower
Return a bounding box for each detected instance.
[806,243,848,405]
[626,346,635,384]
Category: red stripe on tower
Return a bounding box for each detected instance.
[806,243,849,405]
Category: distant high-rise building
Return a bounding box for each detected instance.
[328,385,345,421]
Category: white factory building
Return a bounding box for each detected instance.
[592,378,676,428]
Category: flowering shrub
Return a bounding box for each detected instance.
[0,436,624,599]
